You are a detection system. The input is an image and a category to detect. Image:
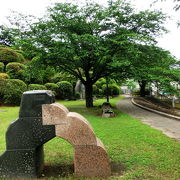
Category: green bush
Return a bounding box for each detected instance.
[0,79,27,105]
[56,81,73,99]
[0,73,9,79]
[45,83,58,95]
[0,62,4,72]
[24,57,56,84]
[93,84,103,98]
[28,84,47,91]
[102,84,120,96]
[6,62,26,79]
[0,47,25,65]
[75,92,81,99]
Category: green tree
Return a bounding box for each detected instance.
[0,25,15,46]
[129,44,179,96]
[7,1,167,107]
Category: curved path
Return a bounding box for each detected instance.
[116,97,180,141]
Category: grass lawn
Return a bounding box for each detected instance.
[0,96,180,180]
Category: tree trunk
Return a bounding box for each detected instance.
[139,80,147,97]
[85,83,93,108]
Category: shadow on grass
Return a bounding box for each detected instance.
[40,162,125,179]
[41,164,74,178]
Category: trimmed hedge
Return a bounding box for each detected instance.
[6,62,26,79]
[28,84,47,91]
[0,47,25,65]
[56,81,73,99]
[102,84,120,96]
[0,62,4,72]
[45,83,58,95]
[0,79,27,105]
[0,73,9,79]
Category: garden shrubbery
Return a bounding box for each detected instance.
[0,62,4,72]
[56,81,73,99]
[0,73,9,79]
[0,47,25,65]
[0,79,27,105]
[45,83,58,95]
[93,78,120,97]
[28,84,47,91]
[6,62,26,79]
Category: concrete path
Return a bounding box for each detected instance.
[116,97,180,141]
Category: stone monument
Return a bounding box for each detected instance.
[0,90,111,178]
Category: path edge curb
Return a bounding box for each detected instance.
[131,98,180,121]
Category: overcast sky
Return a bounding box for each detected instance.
[0,0,179,59]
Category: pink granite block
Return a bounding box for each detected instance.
[74,138,111,178]
[42,103,69,125]
[55,112,97,146]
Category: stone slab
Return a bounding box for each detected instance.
[0,90,56,178]
[19,90,55,118]
[56,112,97,146]
[42,103,69,125]
[0,148,43,178]
[74,138,111,178]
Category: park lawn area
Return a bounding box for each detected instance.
[0,96,179,180]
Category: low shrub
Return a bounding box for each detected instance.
[45,83,58,95]
[0,79,27,105]
[56,81,73,99]
[0,62,4,72]
[28,84,47,91]
[0,73,9,79]
[6,62,26,79]
[102,84,120,96]
[0,47,25,65]
[75,92,81,99]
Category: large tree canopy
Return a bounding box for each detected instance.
[6,0,167,107]
[129,44,179,96]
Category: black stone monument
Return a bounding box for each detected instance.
[0,90,56,178]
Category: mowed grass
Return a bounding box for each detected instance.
[0,96,180,180]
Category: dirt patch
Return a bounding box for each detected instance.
[111,162,126,177]
[40,164,74,179]
[134,97,180,117]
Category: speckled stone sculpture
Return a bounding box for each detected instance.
[42,103,111,178]
[0,90,56,178]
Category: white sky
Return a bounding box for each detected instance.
[0,0,179,59]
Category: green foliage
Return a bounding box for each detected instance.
[44,83,58,96]
[56,81,73,100]
[129,44,180,96]
[75,92,81,99]
[0,25,15,46]
[7,1,167,107]
[0,47,25,65]
[6,62,26,80]
[0,73,9,79]
[102,83,120,96]
[50,73,65,83]
[94,78,121,97]
[0,79,27,105]
[28,84,47,91]
[24,56,56,84]
[0,62,4,72]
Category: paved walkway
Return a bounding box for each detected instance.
[116,97,180,141]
